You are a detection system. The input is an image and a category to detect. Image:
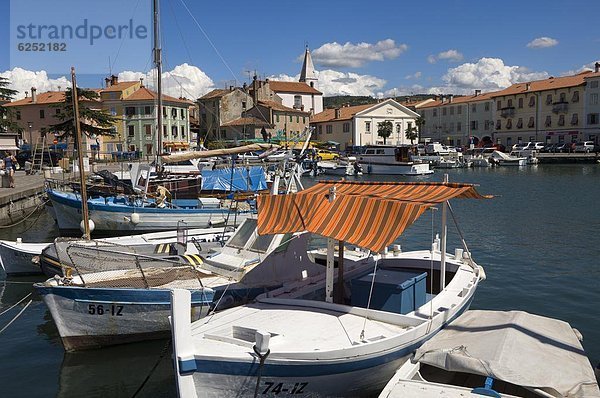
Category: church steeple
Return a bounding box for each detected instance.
[299,45,318,88]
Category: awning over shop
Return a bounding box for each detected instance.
[0,134,19,151]
[257,181,491,252]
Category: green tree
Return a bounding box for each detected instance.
[405,126,418,144]
[0,76,21,134]
[377,120,393,145]
[51,87,117,139]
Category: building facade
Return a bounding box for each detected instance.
[197,87,254,141]
[584,64,600,142]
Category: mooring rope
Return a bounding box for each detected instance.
[0,292,32,317]
[253,345,271,398]
[130,339,172,398]
[0,298,33,334]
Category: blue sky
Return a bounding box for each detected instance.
[1,0,599,99]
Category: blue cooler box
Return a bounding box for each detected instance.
[351,269,428,314]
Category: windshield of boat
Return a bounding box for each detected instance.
[227,218,277,253]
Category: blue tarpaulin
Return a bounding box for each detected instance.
[201,166,267,192]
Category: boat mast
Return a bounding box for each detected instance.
[153,0,163,160]
[70,67,91,240]
[440,173,448,291]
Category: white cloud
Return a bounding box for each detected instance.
[269,70,387,97]
[427,49,464,64]
[526,37,559,49]
[405,71,422,80]
[0,67,70,99]
[427,57,548,94]
[381,84,425,97]
[560,60,600,76]
[310,39,408,68]
[119,63,214,99]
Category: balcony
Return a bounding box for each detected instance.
[552,102,568,114]
[500,107,515,118]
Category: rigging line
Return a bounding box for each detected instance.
[359,256,379,341]
[0,292,32,317]
[166,0,195,65]
[0,299,32,334]
[109,0,143,74]
[178,0,240,85]
[426,207,436,335]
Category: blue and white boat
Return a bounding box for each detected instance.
[47,166,267,234]
[169,180,490,398]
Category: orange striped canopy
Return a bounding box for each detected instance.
[257,181,491,253]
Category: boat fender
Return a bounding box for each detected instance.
[130,213,141,225]
[572,328,583,342]
[208,218,226,227]
[79,219,95,233]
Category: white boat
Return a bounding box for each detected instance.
[380,310,600,398]
[317,157,362,176]
[358,146,433,175]
[490,150,527,166]
[0,240,49,275]
[169,180,490,398]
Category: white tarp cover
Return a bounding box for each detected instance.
[414,310,600,397]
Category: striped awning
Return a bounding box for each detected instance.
[257,181,491,253]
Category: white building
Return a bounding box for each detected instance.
[584,63,600,143]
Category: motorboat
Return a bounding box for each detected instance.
[0,240,50,275]
[169,180,491,397]
[490,150,527,166]
[358,146,433,175]
[380,310,600,398]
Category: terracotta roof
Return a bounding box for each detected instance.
[199,89,231,100]
[419,91,498,109]
[122,87,193,104]
[4,91,66,106]
[221,117,272,127]
[310,104,373,123]
[268,81,322,95]
[101,81,139,92]
[257,100,309,114]
[491,71,600,97]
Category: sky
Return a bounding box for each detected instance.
[1,0,599,101]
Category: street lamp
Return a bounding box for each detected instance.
[27,122,33,150]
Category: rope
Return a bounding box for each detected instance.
[252,346,271,398]
[0,198,49,229]
[0,292,32,317]
[131,339,172,398]
[0,299,32,334]
[359,257,379,341]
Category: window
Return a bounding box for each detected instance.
[128,125,135,137]
[507,99,513,107]
[449,122,454,131]
[485,102,490,111]
[495,119,501,129]
[545,115,552,127]
[518,98,523,108]
[433,109,437,117]
[318,125,322,134]
[343,122,350,132]
[276,114,280,123]
[559,93,566,102]
[56,108,61,115]
[365,121,371,133]
[571,113,579,125]
[144,106,152,115]
[171,108,177,118]
[450,106,454,115]
[162,107,167,117]
[181,109,185,119]
[242,101,247,109]
[558,114,565,126]
[496,100,501,109]
[396,123,401,133]
[442,108,447,116]
[181,126,186,137]
[172,126,178,137]
[470,120,478,130]
[528,117,535,128]
[145,125,152,136]
[529,96,535,107]
[146,144,153,155]
[407,122,412,132]
[506,119,512,129]
[16,111,21,120]
[572,91,579,103]
[296,116,299,123]
[457,106,462,115]
[590,93,599,105]
[484,120,490,130]
[294,95,302,109]
[326,125,332,134]
[587,113,599,125]
[39,109,45,119]
[163,125,167,137]
[546,94,552,105]
[457,122,462,132]
[125,107,135,116]
[471,104,477,113]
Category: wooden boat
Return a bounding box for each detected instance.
[169,180,491,397]
[380,310,600,398]
[0,239,49,275]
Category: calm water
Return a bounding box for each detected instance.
[0,164,599,397]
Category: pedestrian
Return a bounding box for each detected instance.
[4,152,16,188]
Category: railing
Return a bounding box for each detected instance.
[500,107,515,118]
[552,102,568,114]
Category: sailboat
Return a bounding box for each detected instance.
[169,180,491,397]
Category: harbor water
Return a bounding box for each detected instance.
[0,163,599,397]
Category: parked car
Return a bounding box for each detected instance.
[511,143,527,151]
[540,143,556,153]
[522,142,545,151]
[555,143,573,153]
[314,149,340,161]
[16,150,63,168]
[573,141,595,153]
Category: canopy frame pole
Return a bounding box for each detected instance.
[440,173,449,291]
[334,240,345,304]
[325,237,335,303]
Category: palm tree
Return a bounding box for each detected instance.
[405,126,418,144]
[0,76,21,134]
[377,120,393,145]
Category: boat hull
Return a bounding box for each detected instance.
[48,189,252,233]
[362,162,433,176]
[35,285,213,351]
[0,241,47,275]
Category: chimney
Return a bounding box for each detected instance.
[474,89,481,97]
[595,62,600,73]
[105,77,111,87]
[139,78,144,87]
[334,108,341,119]
[110,74,118,86]
[448,94,453,103]
[25,91,28,98]
[252,75,258,104]
[229,85,234,91]
[242,82,247,91]
[31,87,37,103]
[526,83,531,91]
